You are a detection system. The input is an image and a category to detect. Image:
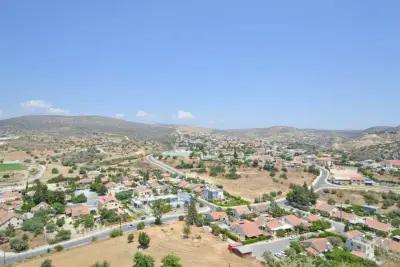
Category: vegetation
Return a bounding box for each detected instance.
[137,221,145,230]
[115,190,133,201]
[91,261,111,267]
[310,220,332,231]
[10,238,29,252]
[110,229,123,238]
[209,191,249,207]
[128,233,134,243]
[134,252,154,267]
[209,165,225,177]
[41,259,53,267]
[286,183,317,211]
[0,163,25,171]
[49,230,71,244]
[138,232,151,248]
[151,200,172,225]
[161,254,182,267]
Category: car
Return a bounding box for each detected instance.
[128,224,134,228]
[280,251,286,255]
[289,236,297,240]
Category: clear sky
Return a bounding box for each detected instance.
[0,1,399,130]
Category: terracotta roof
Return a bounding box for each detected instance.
[377,238,400,253]
[134,186,151,192]
[266,219,282,230]
[351,177,365,181]
[76,178,93,184]
[101,177,111,183]
[307,215,320,222]
[98,195,118,205]
[305,247,320,256]
[210,212,227,220]
[177,181,189,188]
[365,219,391,232]
[193,187,204,193]
[255,216,268,227]
[315,203,335,213]
[65,206,90,217]
[233,222,262,238]
[284,215,303,226]
[387,160,400,165]
[345,230,362,240]
[332,210,357,221]
[351,251,368,259]
[104,181,115,188]
[253,204,269,213]
[301,238,331,253]
[0,192,21,199]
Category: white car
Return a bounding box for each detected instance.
[289,236,297,240]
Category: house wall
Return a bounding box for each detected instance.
[0,217,23,230]
[345,239,374,259]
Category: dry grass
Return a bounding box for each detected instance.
[15,222,261,267]
[190,168,316,201]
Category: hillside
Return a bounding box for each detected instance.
[0,115,175,144]
[349,141,400,161]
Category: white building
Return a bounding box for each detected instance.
[203,187,224,200]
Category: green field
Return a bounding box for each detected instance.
[0,163,26,172]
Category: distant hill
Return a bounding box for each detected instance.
[0,115,175,144]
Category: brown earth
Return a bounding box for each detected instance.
[15,222,261,267]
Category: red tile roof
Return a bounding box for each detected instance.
[387,160,400,165]
[351,251,368,259]
[301,238,331,253]
[307,215,320,222]
[365,219,391,232]
[284,215,303,226]
[65,206,90,217]
[266,220,282,230]
[315,203,335,213]
[31,202,50,212]
[233,222,262,238]
[305,247,320,256]
[210,212,227,221]
[98,195,118,205]
[345,230,362,240]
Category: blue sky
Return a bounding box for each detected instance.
[1,1,399,130]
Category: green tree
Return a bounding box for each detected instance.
[186,198,199,225]
[138,232,150,248]
[41,259,53,267]
[151,200,172,225]
[134,252,154,267]
[137,221,145,230]
[5,224,16,237]
[10,238,29,252]
[276,229,286,237]
[91,261,111,267]
[162,254,182,267]
[51,168,59,174]
[56,217,65,227]
[233,147,238,159]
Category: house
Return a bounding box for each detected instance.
[364,219,391,233]
[104,181,116,189]
[331,176,351,185]
[282,215,303,227]
[134,187,153,199]
[375,238,400,253]
[300,238,333,256]
[254,216,269,229]
[177,181,189,188]
[315,203,337,215]
[380,160,400,169]
[231,206,251,219]
[0,192,22,203]
[98,195,123,212]
[345,233,374,259]
[344,230,363,240]
[230,220,263,239]
[232,246,253,258]
[31,202,51,213]
[205,212,228,222]
[362,205,380,214]
[101,177,111,183]
[317,157,332,167]
[76,178,93,185]
[203,188,224,200]
[350,176,365,186]
[331,210,357,222]
[0,209,23,230]
[265,219,292,236]
[252,204,269,215]
[65,205,90,219]
[305,214,321,223]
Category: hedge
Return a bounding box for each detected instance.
[219,228,240,242]
[242,235,268,245]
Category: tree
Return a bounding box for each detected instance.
[134,252,154,267]
[51,168,59,174]
[233,147,238,159]
[56,217,65,227]
[138,232,150,248]
[41,259,53,267]
[162,254,182,267]
[128,233,134,243]
[110,229,123,238]
[186,198,199,225]
[263,251,279,267]
[328,198,336,205]
[276,229,286,237]
[82,215,95,228]
[5,224,16,237]
[151,200,172,225]
[137,221,145,230]
[182,222,191,238]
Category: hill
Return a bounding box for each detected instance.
[0,115,175,144]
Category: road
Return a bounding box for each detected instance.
[3,207,210,265]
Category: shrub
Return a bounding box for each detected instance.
[55,245,64,252]
[178,215,184,221]
[137,221,145,230]
[110,229,123,238]
[138,232,150,248]
[328,198,336,205]
[242,235,268,245]
[128,233,134,243]
[10,238,29,252]
[41,259,53,267]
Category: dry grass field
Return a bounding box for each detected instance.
[191,169,316,201]
[15,222,261,267]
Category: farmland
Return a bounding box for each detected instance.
[0,163,25,172]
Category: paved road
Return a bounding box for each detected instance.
[3,207,210,265]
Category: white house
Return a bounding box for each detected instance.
[203,188,224,200]
[345,233,375,259]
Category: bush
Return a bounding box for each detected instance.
[128,233,134,243]
[328,198,336,205]
[49,230,71,244]
[110,229,123,238]
[178,215,184,221]
[138,232,150,248]
[242,235,268,245]
[10,238,29,252]
[55,245,64,252]
[137,221,145,230]
[41,259,53,267]
[290,241,304,253]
